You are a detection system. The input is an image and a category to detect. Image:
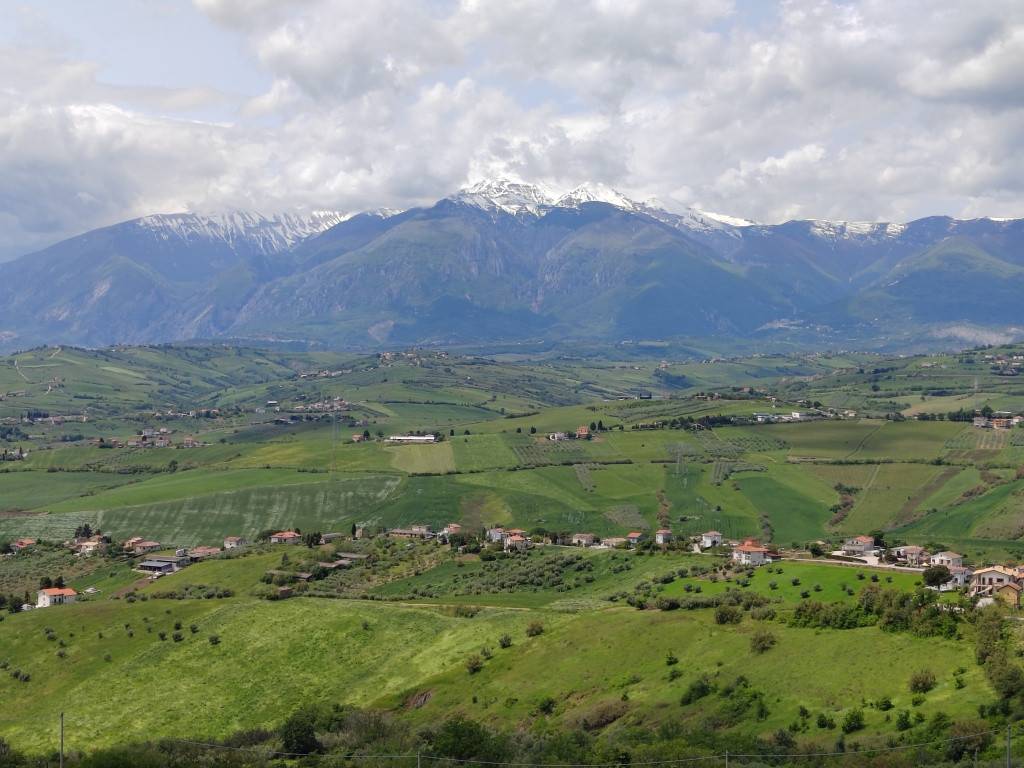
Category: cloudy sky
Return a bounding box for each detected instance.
[1,0,1022,259]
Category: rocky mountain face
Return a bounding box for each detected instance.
[1,183,1021,351]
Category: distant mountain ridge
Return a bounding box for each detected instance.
[1,181,1021,352]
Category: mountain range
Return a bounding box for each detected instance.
[1,180,1022,352]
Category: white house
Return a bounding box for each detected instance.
[37,588,77,608]
[626,531,644,546]
[270,531,301,544]
[504,534,529,553]
[224,536,247,549]
[895,545,929,566]
[486,527,506,543]
[842,535,875,556]
[700,531,723,549]
[732,539,769,566]
[387,435,436,444]
[930,551,964,569]
[571,533,596,547]
[655,529,673,545]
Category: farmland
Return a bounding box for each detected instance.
[2,342,1024,764]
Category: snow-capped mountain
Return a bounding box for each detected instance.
[450,179,555,216]
[135,210,351,255]
[1,180,1022,353]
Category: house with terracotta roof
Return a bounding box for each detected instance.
[894,545,929,566]
[133,540,161,555]
[270,531,301,544]
[655,529,673,545]
[504,534,529,553]
[441,523,463,537]
[572,533,597,547]
[842,535,876,556]
[626,531,644,546]
[575,425,591,439]
[700,531,723,549]
[11,538,36,552]
[223,536,247,549]
[732,538,769,566]
[37,587,77,608]
[188,546,222,561]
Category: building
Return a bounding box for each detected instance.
[188,546,222,561]
[504,534,528,553]
[895,545,929,567]
[842,535,876,556]
[548,432,568,441]
[930,551,964,569]
[732,538,769,566]
[655,529,673,545]
[626,531,644,546]
[388,526,434,540]
[132,540,161,555]
[441,523,463,538]
[571,533,596,547]
[575,425,591,439]
[486,527,506,543]
[137,554,189,574]
[700,531,723,549]
[73,536,107,556]
[270,531,301,544]
[223,536,247,549]
[387,434,436,444]
[602,537,627,548]
[36,588,77,608]
[10,538,36,552]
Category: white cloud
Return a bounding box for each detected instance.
[0,0,1022,259]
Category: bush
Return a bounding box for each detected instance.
[665,651,678,666]
[279,707,321,755]
[208,635,221,646]
[909,669,936,694]
[466,654,484,674]
[680,675,714,705]
[816,713,835,729]
[526,621,544,637]
[895,710,912,731]
[498,633,512,649]
[715,605,742,625]
[750,629,777,654]
[841,709,865,733]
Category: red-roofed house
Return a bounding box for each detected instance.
[655,529,673,545]
[37,587,77,608]
[11,538,36,552]
[504,534,529,553]
[270,531,301,544]
[700,531,723,549]
[626,531,644,546]
[732,538,769,566]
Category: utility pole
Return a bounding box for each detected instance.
[59,711,64,768]
[724,749,728,768]
[1007,723,1012,768]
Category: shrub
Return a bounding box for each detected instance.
[909,669,936,694]
[480,646,493,660]
[666,651,678,666]
[750,630,776,654]
[526,621,544,637]
[680,675,714,705]
[715,605,742,625]
[895,710,912,731]
[189,624,199,634]
[841,709,865,733]
[816,713,835,729]
[466,655,484,674]
[208,635,221,646]
[172,632,184,643]
[536,696,556,715]
[498,633,512,649]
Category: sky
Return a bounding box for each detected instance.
[1,0,1023,259]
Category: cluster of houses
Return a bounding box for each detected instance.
[85,427,209,449]
[548,426,593,441]
[972,412,1022,429]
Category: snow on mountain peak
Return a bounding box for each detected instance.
[556,182,641,211]
[135,210,350,254]
[452,178,555,215]
[808,219,906,240]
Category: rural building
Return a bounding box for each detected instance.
[223,536,247,549]
[575,425,591,439]
[134,540,161,555]
[601,537,627,548]
[626,531,644,546]
[842,535,876,556]
[387,434,436,443]
[486,527,506,543]
[571,533,596,547]
[548,432,568,441]
[73,536,108,556]
[270,531,301,544]
[930,551,964,569]
[700,531,723,549]
[504,534,529,553]
[388,526,433,540]
[188,546,222,561]
[441,523,462,538]
[655,529,673,545]
[945,565,974,589]
[36,588,77,608]
[732,539,769,566]
[11,538,36,552]
[895,545,929,566]
[137,554,189,574]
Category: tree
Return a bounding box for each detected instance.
[750,629,777,654]
[922,565,951,588]
[909,669,936,694]
[54,575,65,589]
[841,709,864,733]
[279,707,321,755]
